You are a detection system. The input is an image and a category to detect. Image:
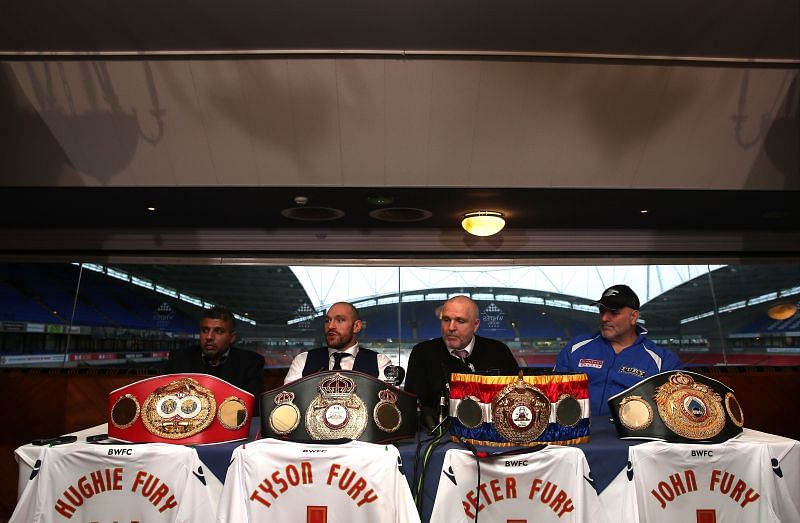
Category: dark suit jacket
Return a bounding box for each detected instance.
[164,345,265,411]
[404,335,519,421]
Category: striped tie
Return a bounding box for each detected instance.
[452,349,469,360]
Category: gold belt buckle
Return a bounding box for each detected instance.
[306,373,368,440]
[141,377,216,439]
[655,372,725,440]
[491,374,551,443]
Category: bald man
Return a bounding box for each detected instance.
[284,302,392,384]
[404,295,519,424]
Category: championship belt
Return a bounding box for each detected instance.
[449,372,590,447]
[261,370,417,443]
[107,373,254,445]
[608,370,744,443]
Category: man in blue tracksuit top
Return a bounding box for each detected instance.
[554,284,683,416]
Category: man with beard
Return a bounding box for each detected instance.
[283,301,393,383]
[165,306,265,403]
[554,284,683,416]
[404,295,519,427]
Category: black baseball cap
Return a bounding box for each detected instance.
[592,284,640,310]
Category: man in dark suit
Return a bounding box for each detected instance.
[405,295,519,427]
[165,306,265,405]
[283,301,392,383]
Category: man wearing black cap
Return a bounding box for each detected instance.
[554,284,682,416]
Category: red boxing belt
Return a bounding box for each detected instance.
[449,372,591,446]
[108,373,254,445]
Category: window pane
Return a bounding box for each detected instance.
[1,262,798,371]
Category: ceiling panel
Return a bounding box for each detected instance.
[0,1,797,259]
[3,60,795,190]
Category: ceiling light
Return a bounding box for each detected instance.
[461,211,506,236]
[147,207,156,212]
[367,195,394,206]
[640,209,648,214]
[370,207,432,222]
[767,303,797,320]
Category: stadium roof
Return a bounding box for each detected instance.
[290,265,723,310]
[105,263,798,334]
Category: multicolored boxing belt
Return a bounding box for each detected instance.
[449,372,590,446]
[261,370,418,443]
[608,370,744,443]
[108,373,254,445]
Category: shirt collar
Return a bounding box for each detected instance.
[448,336,476,357]
[203,347,231,367]
[328,342,359,356]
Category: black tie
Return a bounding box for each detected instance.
[332,352,352,371]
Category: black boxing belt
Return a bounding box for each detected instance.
[449,372,591,447]
[261,370,418,443]
[608,370,744,443]
[108,373,254,445]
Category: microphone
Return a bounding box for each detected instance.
[383,365,405,386]
[439,382,450,425]
[439,363,453,425]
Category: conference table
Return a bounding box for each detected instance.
[15,416,800,522]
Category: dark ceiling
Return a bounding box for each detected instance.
[1,0,798,61]
[1,186,799,231]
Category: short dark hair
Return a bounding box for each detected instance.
[201,306,236,330]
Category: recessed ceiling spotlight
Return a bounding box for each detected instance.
[147,207,156,212]
[280,206,345,221]
[640,209,648,214]
[369,207,432,222]
[461,211,506,236]
[367,195,395,206]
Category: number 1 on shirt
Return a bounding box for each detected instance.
[308,505,328,523]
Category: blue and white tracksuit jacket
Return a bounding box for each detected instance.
[554,327,683,416]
